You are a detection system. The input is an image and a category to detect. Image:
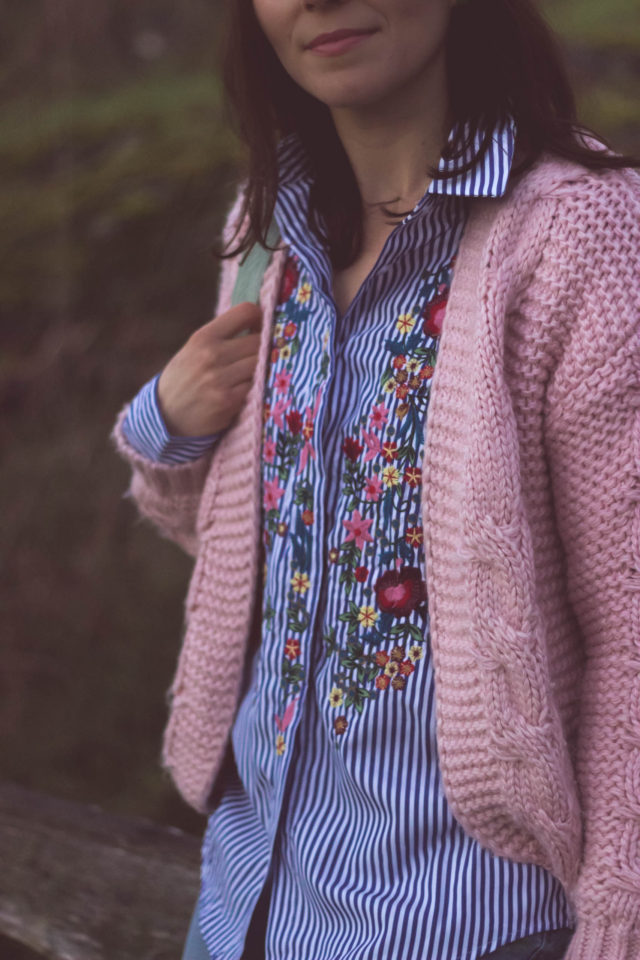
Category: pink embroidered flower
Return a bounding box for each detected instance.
[264,438,276,463]
[271,396,290,429]
[264,477,285,511]
[374,567,426,616]
[274,370,292,394]
[364,474,383,501]
[369,403,389,430]
[361,428,381,462]
[343,510,374,550]
[343,436,363,461]
[287,410,302,434]
[422,294,447,338]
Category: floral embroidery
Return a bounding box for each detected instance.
[320,257,454,735]
[262,244,454,749]
[262,255,331,750]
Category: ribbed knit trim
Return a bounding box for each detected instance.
[566,914,640,960]
[421,173,583,888]
[161,241,290,813]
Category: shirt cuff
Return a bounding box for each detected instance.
[122,373,223,464]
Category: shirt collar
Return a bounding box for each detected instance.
[276,114,516,203]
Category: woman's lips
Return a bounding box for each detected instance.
[307,31,377,57]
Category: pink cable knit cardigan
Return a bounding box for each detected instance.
[112,151,640,959]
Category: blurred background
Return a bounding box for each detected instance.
[0,0,638,949]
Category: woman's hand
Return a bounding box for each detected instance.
[156,302,263,436]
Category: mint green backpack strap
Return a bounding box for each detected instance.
[231,216,282,308]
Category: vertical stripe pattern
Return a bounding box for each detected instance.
[194,116,571,960]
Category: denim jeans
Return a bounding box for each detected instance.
[182,902,573,960]
[480,928,574,959]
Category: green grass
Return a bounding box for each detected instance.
[0,70,243,305]
[542,0,640,48]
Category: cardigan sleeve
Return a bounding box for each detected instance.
[110,183,247,557]
[542,167,640,959]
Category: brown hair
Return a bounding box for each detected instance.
[214,0,640,270]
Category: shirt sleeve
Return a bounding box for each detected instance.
[122,373,223,464]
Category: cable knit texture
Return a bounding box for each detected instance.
[111,156,640,959]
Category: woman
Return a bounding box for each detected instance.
[112,0,640,958]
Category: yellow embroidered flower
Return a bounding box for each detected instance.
[408,644,424,663]
[280,345,292,360]
[296,281,312,305]
[406,357,421,373]
[357,606,378,628]
[383,378,397,395]
[291,570,311,594]
[382,465,401,487]
[274,323,284,338]
[384,660,399,678]
[396,312,416,335]
[276,734,286,755]
[329,687,344,708]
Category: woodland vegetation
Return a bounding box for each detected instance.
[1,0,638,881]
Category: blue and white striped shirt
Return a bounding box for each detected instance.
[124,117,571,960]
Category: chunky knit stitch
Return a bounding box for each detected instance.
[112,153,640,960]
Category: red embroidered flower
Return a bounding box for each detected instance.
[375,650,390,667]
[395,383,409,400]
[284,321,297,339]
[404,467,422,487]
[343,436,363,461]
[278,259,300,305]
[405,525,424,547]
[375,675,390,691]
[354,566,369,583]
[392,355,406,370]
[287,410,302,434]
[399,659,415,676]
[334,716,348,735]
[270,348,279,364]
[263,402,271,424]
[422,294,447,338]
[374,567,426,617]
[284,638,301,660]
[381,440,398,462]
[302,509,314,526]
[419,365,434,381]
